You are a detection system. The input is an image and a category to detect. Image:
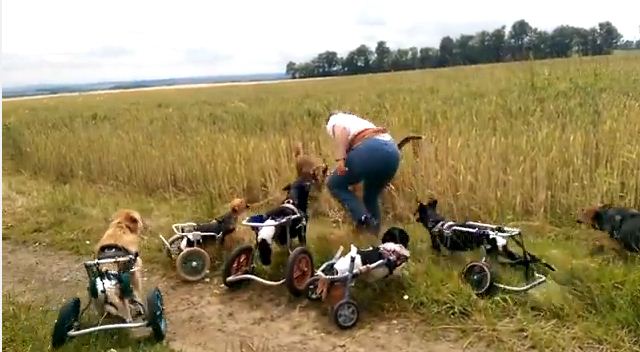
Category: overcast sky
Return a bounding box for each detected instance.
[2,0,639,87]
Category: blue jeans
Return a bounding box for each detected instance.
[327,137,400,226]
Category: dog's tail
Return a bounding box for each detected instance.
[397,135,424,150]
[293,142,304,158]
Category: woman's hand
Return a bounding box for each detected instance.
[335,159,348,176]
[331,125,350,177]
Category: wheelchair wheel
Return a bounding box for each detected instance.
[285,247,314,297]
[165,234,184,258]
[304,276,322,301]
[176,247,211,282]
[51,297,80,349]
[145,287,167,342]
[222,244,254,289]
[462,261,494,297]
[333,299,359,330]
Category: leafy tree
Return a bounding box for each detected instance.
[508,19,533,60]
[418,47,438,68]
[284,19,626,79]
[438,36,455,67]
[548,26,576,58]
[527,28,551,59]
[489,26,507,62]
[285,61,297,78]
[313,51,340,76]
[617,40,635,49]
[390,48,410,70]
[373,41,392,72]
[455,35,477,65]
[597,21,622,54]
[472,30,492,63]
[408,46,420,69]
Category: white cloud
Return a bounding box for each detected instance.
[2,0,639,87]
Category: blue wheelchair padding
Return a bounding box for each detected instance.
[248,214,267,223]
[119,272,134,299]
[247,214,267,234]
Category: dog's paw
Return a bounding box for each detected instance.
[257,239,272,266]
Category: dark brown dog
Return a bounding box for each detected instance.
[578,204,640,253]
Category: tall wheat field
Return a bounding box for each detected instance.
[3,55,640,351]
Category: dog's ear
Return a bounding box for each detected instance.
[399,228,410,248]
[123,211,142,234]
[599,203,613,210]
[293,142,304,158]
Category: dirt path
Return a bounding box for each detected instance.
[1,241,477,352]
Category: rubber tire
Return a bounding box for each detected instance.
[333,299,359,330]
[145,287,167,342]
[175,247,211,282]
[165,234,185,258]
[462,261,494,297]
[285,247,315,297]
[51,297,80,349]
[222,244,254,289]
[304,276,322,301]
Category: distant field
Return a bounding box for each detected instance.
[614,49,640,55]
[3,55,640,352]
[3,55,639,224]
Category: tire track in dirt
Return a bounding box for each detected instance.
[2,241,478,352]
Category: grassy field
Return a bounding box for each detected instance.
[3,54,640,351]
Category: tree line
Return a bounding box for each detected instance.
[285,19,638,79]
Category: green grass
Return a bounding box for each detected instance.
[3,171,640,351]
[2,293,172,352]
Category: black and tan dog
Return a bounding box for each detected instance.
[255,177,312,266]
[189,198,250,249]
[577,204,640,253]
[415,198,523,260]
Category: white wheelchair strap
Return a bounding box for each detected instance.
[279,203,306,228]
[280,202,300,215]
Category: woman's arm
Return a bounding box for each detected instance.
[332,124,350,161]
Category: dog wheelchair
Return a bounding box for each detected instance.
[290,243,410,329]
[159,222,229,282]
[221,206,314,297]
[51,250,166,349]
[432,221,556,297]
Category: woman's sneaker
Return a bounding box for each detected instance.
[357,215,380,236]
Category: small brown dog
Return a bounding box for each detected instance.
[95,209,145,322]
[193,198,251,250]
[294,142,329,186]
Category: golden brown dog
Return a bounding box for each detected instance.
[95,209,145,322]
[293,142,329,187]
[212,198,251,250]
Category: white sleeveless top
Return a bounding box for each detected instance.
[325,112,392,141]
